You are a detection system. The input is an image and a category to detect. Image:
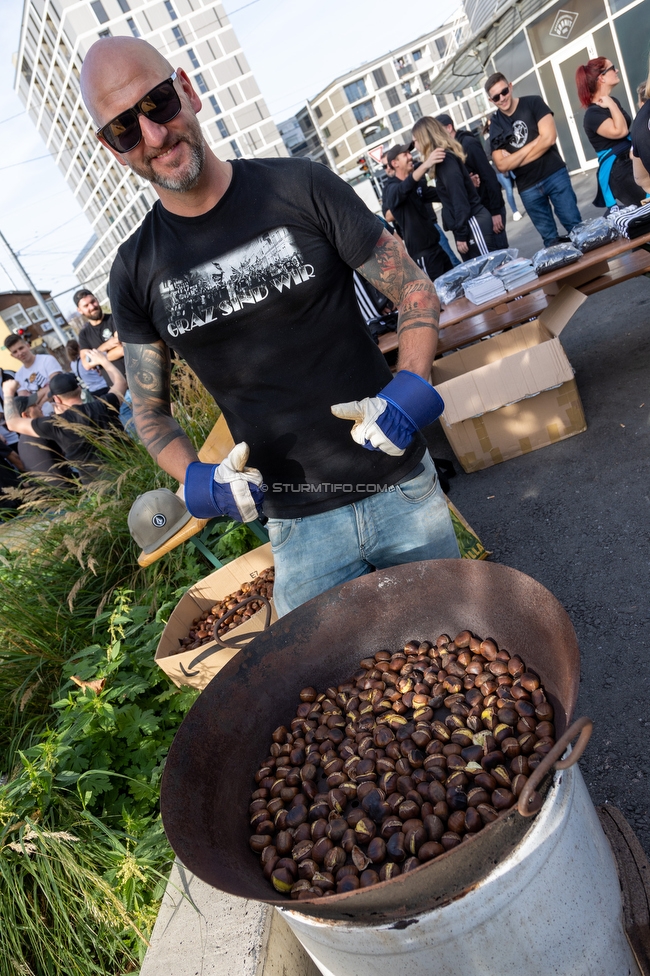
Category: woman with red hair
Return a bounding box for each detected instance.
[576,57,643,208]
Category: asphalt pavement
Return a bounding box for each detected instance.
[425,168,650,856]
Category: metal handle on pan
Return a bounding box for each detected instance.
[517,716,593,818]
[178,596,272,677]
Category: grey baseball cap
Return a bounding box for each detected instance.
[128,488,193,553]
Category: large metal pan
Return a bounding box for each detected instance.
[160,559,580,923]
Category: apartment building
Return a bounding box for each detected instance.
[306,10,483,175]
[278,106,329,168]
[15,0,287,301]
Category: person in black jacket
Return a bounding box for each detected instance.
[381,143,454,280]
[411,117,498,261]
[436,113,508,248]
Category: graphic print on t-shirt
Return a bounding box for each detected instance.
[510,120,529,149]
[159,227,314,338]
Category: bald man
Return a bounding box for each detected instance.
[82,37,459,614]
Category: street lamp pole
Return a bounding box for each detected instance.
[0,227,69,348]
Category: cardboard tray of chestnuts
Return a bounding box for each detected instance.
[161,558,580,923]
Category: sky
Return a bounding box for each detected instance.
[0,0,460,316]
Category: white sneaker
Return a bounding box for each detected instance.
[512,211,523,221]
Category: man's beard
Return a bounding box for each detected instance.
[130,116,206,192]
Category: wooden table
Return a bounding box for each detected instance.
[379,231,650,360]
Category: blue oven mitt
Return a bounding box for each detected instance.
[184,442,264,522]
[331,370,445,457]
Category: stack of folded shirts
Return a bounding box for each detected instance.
[463,273,506,305]
[493,257,538,291]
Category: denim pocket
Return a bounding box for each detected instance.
[396,458,438,504]
[266,518,295,552]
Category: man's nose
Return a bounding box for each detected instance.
[138,113,171,148]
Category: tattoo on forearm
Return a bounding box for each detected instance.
[123,341,186,458]
[357,229,440,338]
[4,395,18,422]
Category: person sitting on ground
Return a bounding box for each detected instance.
[5,334,62,415]
[436,113,508,248]
[12,393,74,487]
[67,339,110,398]
[576,57,644,209]
[2,349,127,485]
[411,116,499,260]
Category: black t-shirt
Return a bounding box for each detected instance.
[111,158,424,519]
[31,393,121,484]
[631,99,650,174]
[78,313,127,379]
[584,97,631,153]
[382,174,441,257]
[490,96,565,191]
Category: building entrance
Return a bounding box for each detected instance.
[550,34,598,170]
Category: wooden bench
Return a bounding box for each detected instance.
[580,246,650,296]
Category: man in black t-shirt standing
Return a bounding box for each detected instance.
[486,72,581,246]
[382,144,455,279]
[75,289,134,432]
[78,36,460,616]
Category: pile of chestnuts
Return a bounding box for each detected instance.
[174,568,274,653]
[248,632,556,900]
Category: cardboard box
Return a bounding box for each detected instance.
[432,286,587,473]
[155,543,276,690]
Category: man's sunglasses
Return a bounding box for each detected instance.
[96,72,181,154]
[490,86,510,102]
[600,64,617,76]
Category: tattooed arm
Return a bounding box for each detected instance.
[356,229,439,378]
[123,341,199,481]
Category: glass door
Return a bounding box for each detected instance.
[551,33,598,170]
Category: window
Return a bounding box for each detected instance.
[314,105,322,119]
[187,48,200,69]
[21,57,32,83]
[90,0,109,24]
[215,118,229,139]
[435,35,449,59]
[164,0,178,19]
[388,111,402,132]
[117,0,130,10]
[332,146,339,158]
[410,101,423,122]
[343,78,368,103]
[412,49,422,61]
[98,28,111,37]
[172,25,186,46]
[386,86,400,108]
[393,55,412,77]
[372,66,387,89]
[322,125,330,138]
[352,100,375,124]
[420,70,431,89]
[194,73,208,94]
[402,81,413,98]
[209,95,221,115]
[230,139,242,158]
[127,17,140,36]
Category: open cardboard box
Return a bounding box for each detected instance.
[432,286,588,473]
[155,542,276,690]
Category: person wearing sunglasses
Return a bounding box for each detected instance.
[80,37,460,615]
[577,58,644,209]
[485,72,581,247]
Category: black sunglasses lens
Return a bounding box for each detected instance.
[105,111,141,153]
[142,81,181,123]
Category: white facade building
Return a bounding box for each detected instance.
[15,0,286,300]
[307,10,488,176]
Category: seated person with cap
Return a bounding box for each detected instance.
[2,349,127,485]
[12,392,73,487]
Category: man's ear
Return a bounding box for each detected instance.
[176,67,202,115]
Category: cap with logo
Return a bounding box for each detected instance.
[128,488,193,553]
[384,142,415,167]
[48,372,81,398]
[13,392,39,415]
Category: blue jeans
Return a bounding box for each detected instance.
[266,451,460,616]
[519,167,582,247]
[119,389,137,438]
[496,170,517,214]
[437,227,461,267]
